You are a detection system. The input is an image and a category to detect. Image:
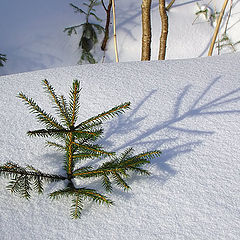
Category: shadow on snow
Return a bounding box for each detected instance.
[101,76,240,184]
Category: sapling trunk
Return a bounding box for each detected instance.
[141,0,152,61]
[101,0,113,51]
[158,0,168,60]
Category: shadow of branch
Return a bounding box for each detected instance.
[101,76,240,183]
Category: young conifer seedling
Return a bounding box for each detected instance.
[0,80,161,219]
[0,53,7,67]
[64,0,104,64]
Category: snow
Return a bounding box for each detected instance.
[1,0,240,75]
[1,52,240,239]
[1,0,240,239]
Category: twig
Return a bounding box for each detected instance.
[166,0,175,11]
[101,0,107,11]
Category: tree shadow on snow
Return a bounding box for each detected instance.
[170,0,200,9]
[101,76,240,185]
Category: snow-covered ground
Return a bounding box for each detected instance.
[1,0,240,239]
[0,0,240,75]
[1,52,240,239]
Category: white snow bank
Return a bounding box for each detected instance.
[0,53,240,239]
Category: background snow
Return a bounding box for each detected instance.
[0,0,240,75]
[0,53,240,239]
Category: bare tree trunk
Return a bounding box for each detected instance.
[141,0,152,61]
[101,0,112,51]
[158,0,168,60]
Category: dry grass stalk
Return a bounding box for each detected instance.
[112,0,119,62]
[208,0,230,56]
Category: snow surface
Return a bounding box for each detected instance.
[1,0,240,76]
[1,52,240,239]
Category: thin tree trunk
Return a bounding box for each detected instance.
[158,0,168,60]
[208,0,229,56]
[101,0,112,51]
[141,0,152,61]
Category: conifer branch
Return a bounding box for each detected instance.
[72,159,149,178]
[46,141,66,151]
[61,95,70,119]
[27,128,100,138]
[50,187,113,218]
[75,102,131,129]
[72,153,103,160]
[69,80,81,126]
[73,142,114,156]
[0,162,66,181]
[72,148,156,192]
[70,3,87,15]
[64,25,84,36]
[43,79,71,126]
[78,121,103,131]
[18,92,63,129]
[50,187,113,205]
[127,150,162,161]
[66,132,74,175]
[112,170,130,190]
[71,195,83,219]
[102,174,112,192]
[0,162,66,199]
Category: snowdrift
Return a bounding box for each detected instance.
[1,53,240,239]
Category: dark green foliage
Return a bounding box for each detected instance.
[0,162,65,200]
[72,148,159,192]
[0,53,7,67]
[0,79,161,219]
[64,0,104,64]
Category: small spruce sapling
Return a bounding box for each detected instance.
[0,79,161,219]
[0,53,7,67]
[64,0,104,64]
